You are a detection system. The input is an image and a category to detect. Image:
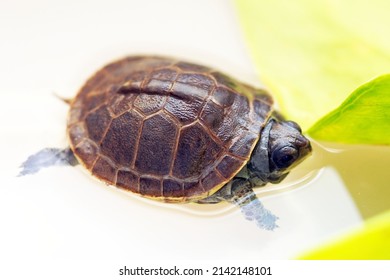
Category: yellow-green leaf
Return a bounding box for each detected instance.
[298,209,390,259]
[235,0,390,130]
[308,75,390,144]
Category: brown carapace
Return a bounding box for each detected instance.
[67,56,276,202]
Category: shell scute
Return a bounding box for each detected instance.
[150,68,178,81]
[68,123,86,146]
[101,111,142,167]
[116,169,138,192]
[216,155,245,179]
[212,87,236,107]
[172,122,222,179]
[139,176,162,197]
[228,131,259,158]
[85,106,111,143]
[162,179,183,198]
[183,181,203,198]
[135,113,178,175]
[74,139,98,167]
[174,61,210,72]
[201,170,225,191]
[92,156,116,182]
[164,95,203,124]
[199,100,224,135]
[133,92,167,115]
[170,80,209,101]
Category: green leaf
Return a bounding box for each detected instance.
[308,75,390,144]
[234,0,390,130]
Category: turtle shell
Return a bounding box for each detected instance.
[67,56,274,202]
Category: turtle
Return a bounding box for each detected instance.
[20,56,311,230]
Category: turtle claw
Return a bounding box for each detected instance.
[18,147,78,176]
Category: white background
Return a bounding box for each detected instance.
[0,0,362,269]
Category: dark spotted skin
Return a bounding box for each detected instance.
[67,56,273,202]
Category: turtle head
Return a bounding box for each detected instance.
[248,118,312,185]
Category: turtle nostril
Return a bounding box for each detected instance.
[295,136,311,152]
[295,137,306,147]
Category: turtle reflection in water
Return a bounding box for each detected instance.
[20,56,312,230]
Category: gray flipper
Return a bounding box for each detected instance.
[18,147,78,176]
[198,179,279,230]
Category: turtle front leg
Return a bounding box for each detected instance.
[18,147,78,176]
[231,179,279,230]
[197,178,279,230]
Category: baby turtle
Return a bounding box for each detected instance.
[21,56,311,230]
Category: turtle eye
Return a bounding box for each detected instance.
[285,121,302,133]
[272,146,299,169]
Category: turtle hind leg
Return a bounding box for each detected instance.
[18,147,78,177]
